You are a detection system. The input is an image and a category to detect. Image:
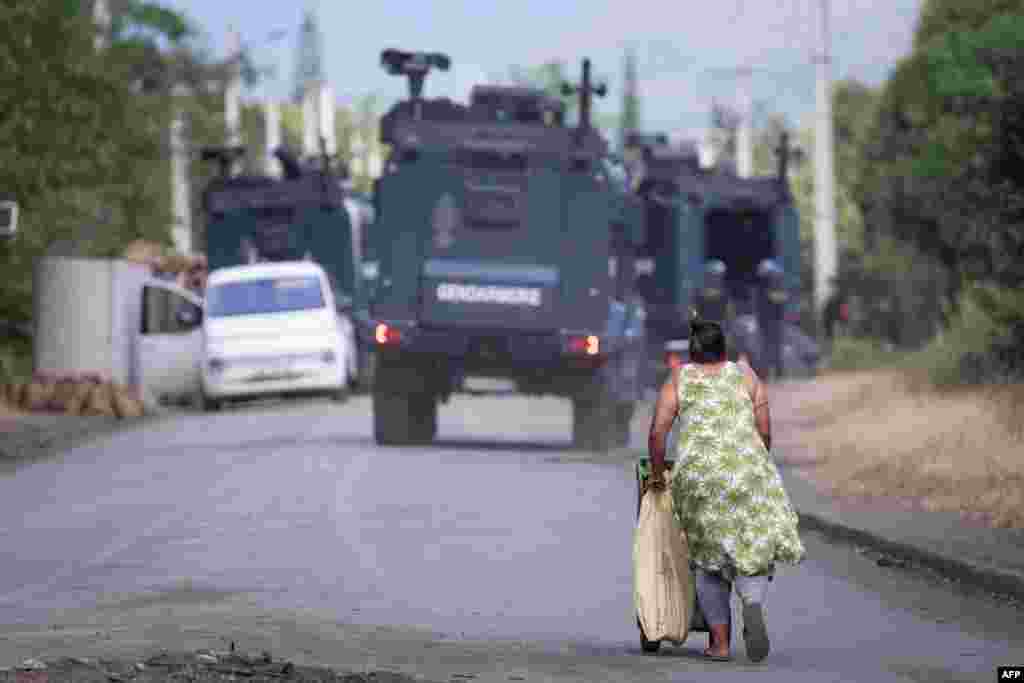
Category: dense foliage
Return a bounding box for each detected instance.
[852,0,1024,380]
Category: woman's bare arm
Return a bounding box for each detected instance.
[647,368,680,486]
[750,370,772,452]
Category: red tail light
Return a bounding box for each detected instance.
[839,303,850,322]
[665,351,684,369]
[568,335,600,355]
[786,310,801,323]
[375,323,401,345]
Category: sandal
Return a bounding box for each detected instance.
[703,648,732,662]
[742,603,770,663]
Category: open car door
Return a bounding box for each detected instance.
[135,282,203,404]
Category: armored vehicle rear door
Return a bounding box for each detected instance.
[410,143,608,332]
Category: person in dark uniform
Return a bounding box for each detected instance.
[696,259,729,323]
[756,259,788,381]
[822,291,845,345]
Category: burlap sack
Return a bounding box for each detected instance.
[84,382,117,417]
[28,381,57,412]
[123,240,166,267]
[634,483,696,644]
[66,381,95,416]
[23,381,51,412]
[111,383,145,419]
[49,381,79,412]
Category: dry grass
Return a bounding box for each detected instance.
[776,371,1024,529]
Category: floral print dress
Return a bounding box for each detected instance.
[669,362,806,576]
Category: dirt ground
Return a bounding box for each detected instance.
[770,371,1024,529]
[0,649,434,683]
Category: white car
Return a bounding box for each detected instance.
[198,261,353,411]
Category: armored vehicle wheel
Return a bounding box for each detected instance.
[409,393,438,443]
[638,616,661,653]
[572,395,616,452]
[374,390,437,445]
[615,403,635,447]
[195,389,221,413]
[373,390,414,445]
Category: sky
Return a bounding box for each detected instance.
[162,0,924,139]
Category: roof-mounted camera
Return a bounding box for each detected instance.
[380,49,451,101]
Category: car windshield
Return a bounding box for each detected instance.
[206,276,325,317]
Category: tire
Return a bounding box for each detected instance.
[638,616,661,654]
[353,349,376,394]
[572,394,615,452]
[196,389,221,413]
[373,390,436,445]
[615,402,635,448]
[410,393,438,443]
[373,390,412,445]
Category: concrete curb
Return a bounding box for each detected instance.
[796,509,1024,604]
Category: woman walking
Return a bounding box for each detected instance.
[647,316,805,663]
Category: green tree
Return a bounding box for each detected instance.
[0,0,235,324]
[846,0,1024,365]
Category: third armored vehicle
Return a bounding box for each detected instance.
[363,49,647,450]
[629,134,802,381]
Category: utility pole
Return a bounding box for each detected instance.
[736,66,754,178]
[225,26,243,175]
[705,66,757,176]
[292,9,325,104]
[264,101,282,178]
[170,84,193,255]
[302,82,318,159]
[813,0,837,333]
[92,0,110,50]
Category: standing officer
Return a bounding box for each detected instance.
[696,259,729,323]
[756,259,788,380]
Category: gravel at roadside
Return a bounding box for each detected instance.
[0,648,439,683]
[0,413,156,462]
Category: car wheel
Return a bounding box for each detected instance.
[197,390,221,413]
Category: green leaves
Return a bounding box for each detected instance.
[0,0,222,326]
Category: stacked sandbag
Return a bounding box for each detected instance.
[123,241,208,294]
[123,240,168,270]
[1,372,147,420]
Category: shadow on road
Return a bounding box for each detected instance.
[429,438,571,453]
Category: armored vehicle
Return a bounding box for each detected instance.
[364,49,647,450]
[200,147,373,388]
[629,134,801,382]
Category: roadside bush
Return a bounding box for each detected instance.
[0,339,32,384]
[824,336,909,373]
[914,282,1024,387]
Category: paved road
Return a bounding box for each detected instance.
[0,394,1019,682]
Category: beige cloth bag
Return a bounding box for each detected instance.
[633,480,696,643]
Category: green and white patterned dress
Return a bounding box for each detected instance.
[669,362,805,576]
